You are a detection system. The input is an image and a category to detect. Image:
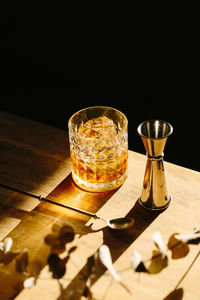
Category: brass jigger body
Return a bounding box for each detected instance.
[137,120,173,210]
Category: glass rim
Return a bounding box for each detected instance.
[68,106,128,137]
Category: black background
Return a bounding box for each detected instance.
[0,3,199,171]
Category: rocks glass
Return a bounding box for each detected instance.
[68,106,128,192]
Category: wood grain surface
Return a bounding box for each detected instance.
[0,111,200,300]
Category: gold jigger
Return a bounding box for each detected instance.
[137,120,173,210]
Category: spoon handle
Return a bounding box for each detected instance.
[0,183,97,218]
[41,196,97,217]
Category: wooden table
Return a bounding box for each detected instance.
[0,111,200,300]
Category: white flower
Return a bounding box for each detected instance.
[24,277,36,289]
[130,250,142,271]
[152,232,167,259]
[0,237,13,254]
[174,233,200,243]
[99,244,121,282]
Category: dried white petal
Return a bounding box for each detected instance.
[0,242,3,251]
[99,245,121,282]
[192,227,200,234]
[152,232,167,259]
[3,237,13,254]
[130,251,142,270]
[174,233,200,243]
[23,277,36,289]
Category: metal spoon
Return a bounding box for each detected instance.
[0,183,134,230]
[41,201,134,230]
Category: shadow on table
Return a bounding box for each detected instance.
[0,172,165,300]
[58,197,166,299]
[163,288,184,300]
[107,199,165,245]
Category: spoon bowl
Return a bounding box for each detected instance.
[106,217,135,230]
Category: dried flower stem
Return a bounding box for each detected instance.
[174,249,200,290]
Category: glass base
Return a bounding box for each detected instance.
[72,171,128,192]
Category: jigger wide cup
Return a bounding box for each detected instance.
[137,120,173,210]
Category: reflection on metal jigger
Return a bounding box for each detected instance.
[137,120,173,210]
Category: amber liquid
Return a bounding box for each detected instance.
[71,150,127,183]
